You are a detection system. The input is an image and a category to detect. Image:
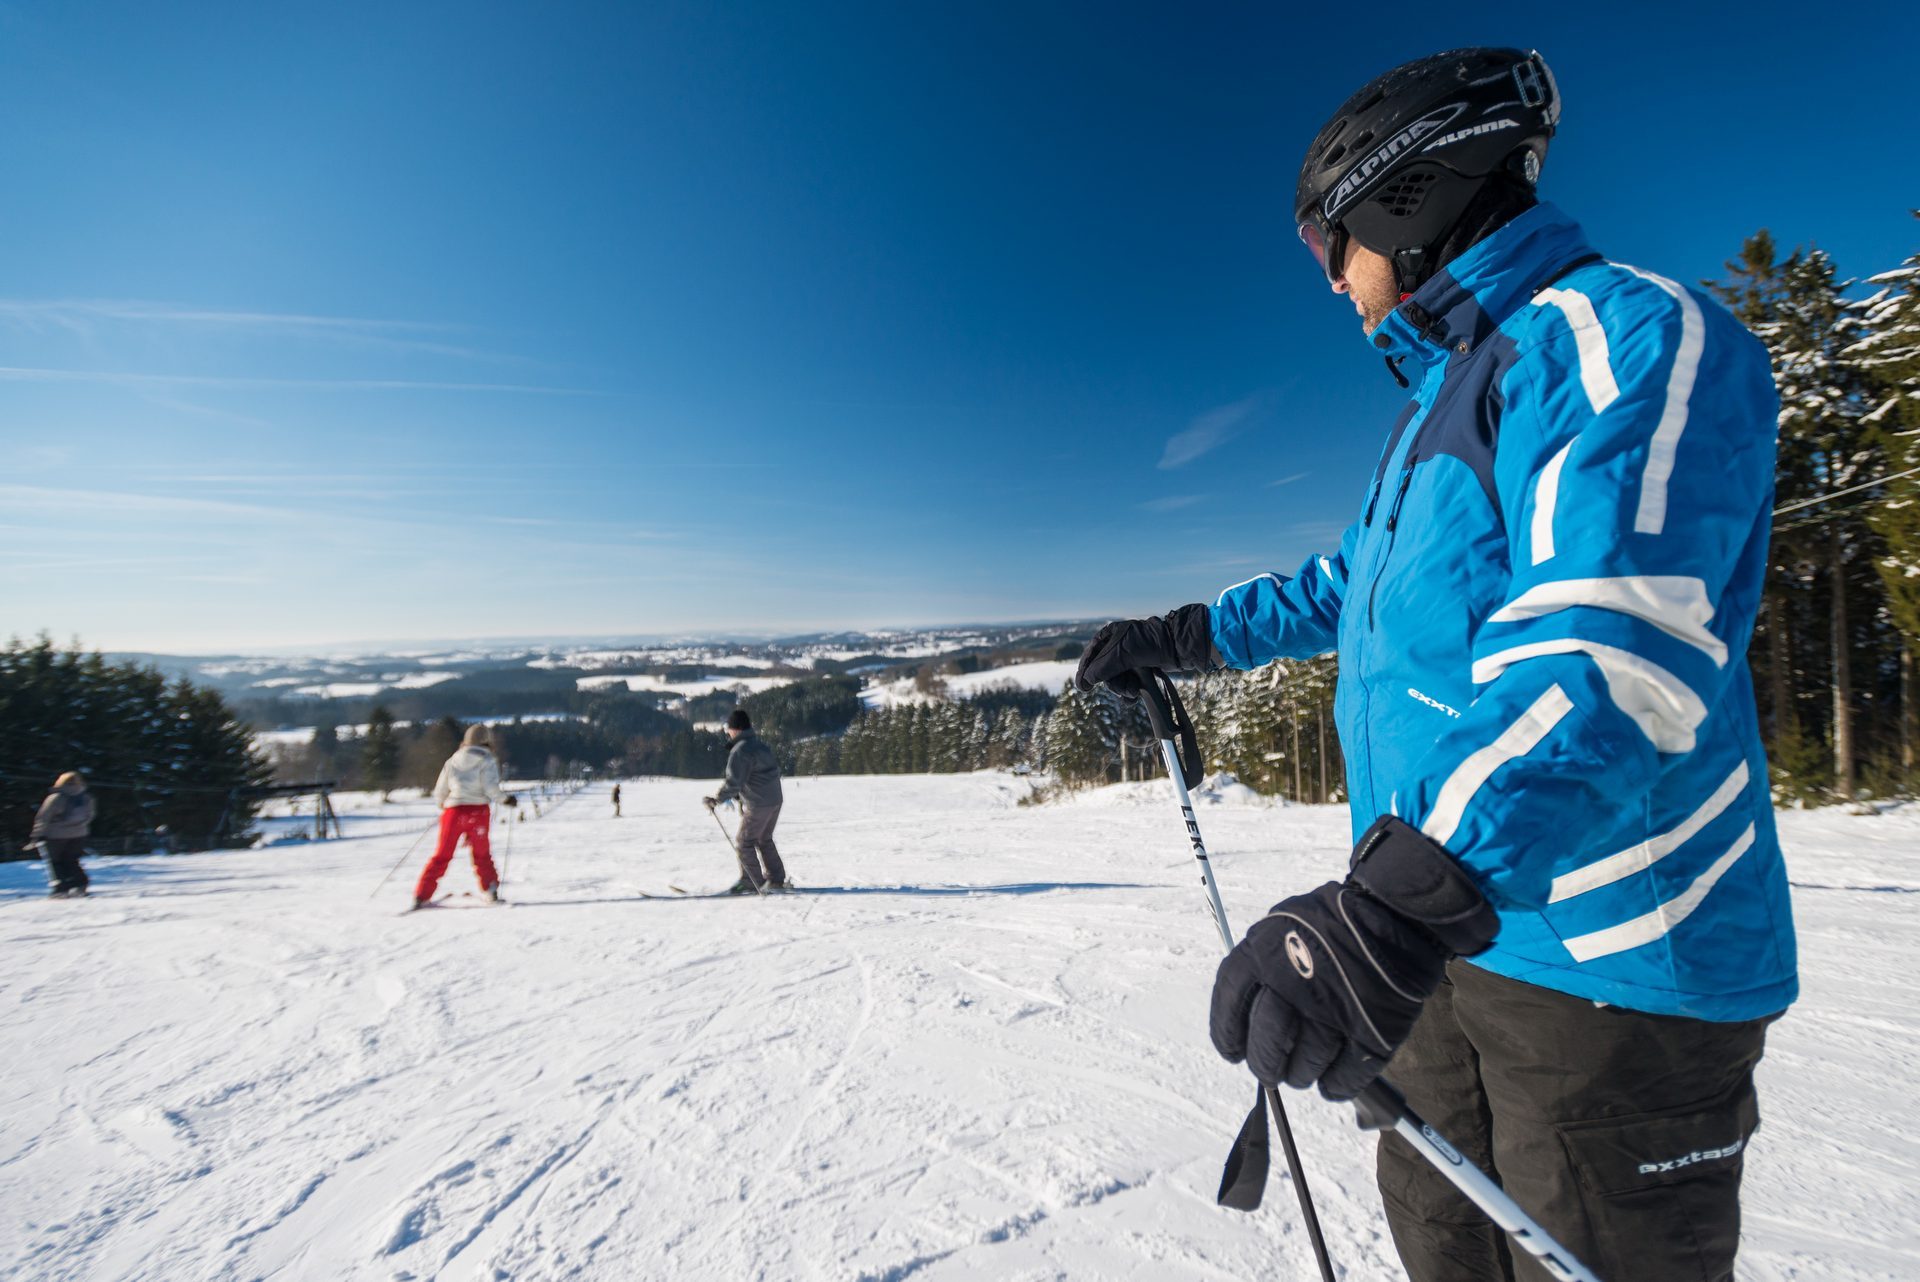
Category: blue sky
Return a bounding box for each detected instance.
[3,1,1914,652]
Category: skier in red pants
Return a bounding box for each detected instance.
[413,724,511,908]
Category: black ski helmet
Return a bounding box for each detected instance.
[1296,48,1560,293]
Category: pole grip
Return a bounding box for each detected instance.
[1354,1079,1405,1132]
[1133,668,1203,788]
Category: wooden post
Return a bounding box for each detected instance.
[1317,703,1328,804]
[1290,702,1302,802]
[1902,642,1915,784]
[1830,524,1854,801]
[1768,588,1792,742]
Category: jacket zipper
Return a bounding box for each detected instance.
[1367,465,1415,630]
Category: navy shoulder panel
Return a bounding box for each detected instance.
[1404,328,1523,517]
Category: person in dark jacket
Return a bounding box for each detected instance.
[32,771,95,898]
[704,709,788,893]
[611,783,622,818]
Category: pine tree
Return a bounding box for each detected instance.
[1713,234,1890,800]
[362,705,401,801]
[402,716,464,791]
[1043,682,1116,787]
[985,709,1025,767]
[0,637,272,851]
[964,704,991,771]
[1850,213,1920,783]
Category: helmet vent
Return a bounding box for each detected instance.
[1374,170,1438,217]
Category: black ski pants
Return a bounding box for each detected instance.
[41,838,88,894]
[1379,961,1773,1282]
[736,804,786,889]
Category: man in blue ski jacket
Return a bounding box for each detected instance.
[1076,49,1794,1282]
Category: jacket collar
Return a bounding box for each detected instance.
[1367,203,1602,368]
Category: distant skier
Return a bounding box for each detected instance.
[31,771,94,898]
[611,783,622,818]
[414,725,507,908]
[1077,49,1794,1281]
[704,709,788,893]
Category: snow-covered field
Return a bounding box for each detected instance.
[861,659,1080,708]
[252,713,584,751]
[0,777,1912,1281]
[575,673,794,697]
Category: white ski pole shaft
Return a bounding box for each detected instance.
[1152,732,1234,952]
[1136,669,1601,1282]
[1136,670,1335,1282]
[1356,1081,1601,1282]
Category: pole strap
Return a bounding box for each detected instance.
[1136,668,1202,788]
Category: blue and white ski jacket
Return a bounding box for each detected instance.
[1211,204,1796,1021]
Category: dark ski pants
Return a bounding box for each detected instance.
[41,838,88,894]
[1378,961,1773,1282]
[736,804,785,888]
[414,805,497,901]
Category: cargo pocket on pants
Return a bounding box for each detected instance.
[1555,1084,1759,1282]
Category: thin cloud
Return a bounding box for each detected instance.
[0,366,596,395]
[0,299,500,362]
[1159,392,1267,470]
[1268,471,1311,488]
[1140,494,1205,513]
[0,483,291,521]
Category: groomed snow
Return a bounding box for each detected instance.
[0,777,1911,1280]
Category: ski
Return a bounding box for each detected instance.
[403,891,503,915]
[640,884,802,899]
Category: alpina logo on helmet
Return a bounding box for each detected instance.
[1323,102,1467,221]
[1423,118,1521,151]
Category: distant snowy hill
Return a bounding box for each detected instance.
[860,658,1081,708]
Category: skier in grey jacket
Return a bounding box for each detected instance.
[32,772,95,898]
[704,709,788,893]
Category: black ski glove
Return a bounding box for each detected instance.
[502,795,518,808]
[1209,816,1499,1100]
[1073,604,1218,698]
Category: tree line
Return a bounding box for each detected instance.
[1716,219,1918,801]
[1,637,272,855]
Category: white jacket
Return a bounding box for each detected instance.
[433,746,503,808]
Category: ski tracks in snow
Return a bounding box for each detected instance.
[0,779,1913,1279]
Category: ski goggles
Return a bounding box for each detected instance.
[1298,216,1349,285]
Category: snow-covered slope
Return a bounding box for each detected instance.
[0,778,1912,1280]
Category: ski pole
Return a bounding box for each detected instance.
[1132,668,1334,1282]
[500,804,516,884]
[1353,1081,1599,1281]
[708,803,765,895]
[1135,668,1602,1282]
[368,819,436,899]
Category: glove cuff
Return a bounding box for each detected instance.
[1348,816,1499,957]
[1165,603,1222,671]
